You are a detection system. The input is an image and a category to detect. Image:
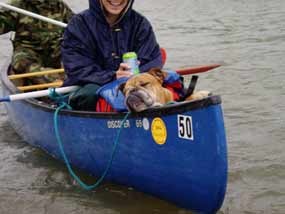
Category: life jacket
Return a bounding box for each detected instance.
[96,70,184,112]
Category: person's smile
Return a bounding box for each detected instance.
[101,0,128,14]
[105,0,127,12]
[108,0,123,7]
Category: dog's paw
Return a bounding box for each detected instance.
[185,90,211,101]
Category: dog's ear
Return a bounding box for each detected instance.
[148,68,167,84]
[117,82,126,96]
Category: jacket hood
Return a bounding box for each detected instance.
[89,0,134,25]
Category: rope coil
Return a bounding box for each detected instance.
[49,88,130,190]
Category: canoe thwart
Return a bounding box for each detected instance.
[8,69,64,80]
[17,81,63,91]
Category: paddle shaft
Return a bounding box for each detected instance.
[8,63,219,91]
[8,64,219,81]
[0,2,67,28]
[0,86,79,103]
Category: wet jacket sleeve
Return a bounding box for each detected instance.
[0,0,19,34]
[61,16,116,86]
[134,18,163,72]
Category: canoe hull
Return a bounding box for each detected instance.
[1,67,227,213]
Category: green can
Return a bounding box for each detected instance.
[123,52,140,75]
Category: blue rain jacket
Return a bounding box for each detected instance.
[62,0,162,86]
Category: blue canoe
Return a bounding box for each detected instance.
[1,65,228,213]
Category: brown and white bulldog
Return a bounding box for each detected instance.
[119,68,210,112]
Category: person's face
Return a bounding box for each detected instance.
[101,0,129,17]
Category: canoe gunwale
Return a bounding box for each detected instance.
[1,62,222,118]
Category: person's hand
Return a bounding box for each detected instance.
[116,63,132,79]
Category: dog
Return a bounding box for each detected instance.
[119,68,210,112]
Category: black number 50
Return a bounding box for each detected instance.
[178,115,193,140]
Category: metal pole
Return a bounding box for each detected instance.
[0,2,67,28]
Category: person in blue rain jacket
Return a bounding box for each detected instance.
[61,0,162,110]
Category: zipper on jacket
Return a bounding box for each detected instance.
[110,27,122,63]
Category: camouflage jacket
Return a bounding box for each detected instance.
[0,0,73,51]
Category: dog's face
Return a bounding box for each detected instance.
[119,68,173,112]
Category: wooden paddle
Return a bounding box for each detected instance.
[8,63,220,91]
[8,63,220,81]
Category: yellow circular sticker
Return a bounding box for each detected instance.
[151,118,167,145]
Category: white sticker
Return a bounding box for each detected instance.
[135,118,149,130]
[177,114,194,140]
[142,118,150,130]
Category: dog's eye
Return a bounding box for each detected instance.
[140,82,150,87]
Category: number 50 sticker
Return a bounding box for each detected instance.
[177,115,194,140]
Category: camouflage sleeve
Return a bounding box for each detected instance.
[0,0,20,34]
[61,2,74,23]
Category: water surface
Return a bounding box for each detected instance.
[0,0,285,213]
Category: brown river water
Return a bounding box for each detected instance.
[0,0,285,213]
